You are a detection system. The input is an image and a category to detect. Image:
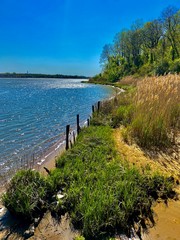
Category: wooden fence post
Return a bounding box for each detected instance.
[73,131,76,143]
[66,124,70,150]
[98,101,101,112]
[92,105,95,113]
[87,118,90,127]
[77,114,80,135]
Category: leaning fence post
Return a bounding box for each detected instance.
[66,124,70,150]
[77,114,80,135]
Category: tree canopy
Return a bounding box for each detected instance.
[96,6,180,82]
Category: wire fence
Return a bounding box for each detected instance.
[0,113,93,189]
[0,91,121,190]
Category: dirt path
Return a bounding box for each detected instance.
[113,128,180,240]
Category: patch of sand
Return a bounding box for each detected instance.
[143,199,180,240]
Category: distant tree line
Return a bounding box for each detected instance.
[94,6,180,82]
[0,72,89,79]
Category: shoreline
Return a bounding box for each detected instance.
[0,84,120,196]
[0,79,117,189]
[0,83,119,189]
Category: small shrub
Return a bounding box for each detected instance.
[138,63,154,76]
[2,169,50,221]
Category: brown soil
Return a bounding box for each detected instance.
[113,127,180,240]
[29,212,78,240]
[0,210,78,240]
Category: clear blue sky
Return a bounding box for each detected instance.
[0,0,180,76]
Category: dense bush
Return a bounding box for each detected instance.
[138,63,154,76]
[2,169,51,221]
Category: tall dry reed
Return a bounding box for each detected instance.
[130,74,180,147]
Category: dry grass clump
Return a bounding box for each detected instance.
[130,74,180,147]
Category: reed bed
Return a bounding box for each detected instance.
[130,74,180,147]
[92,74,180,148]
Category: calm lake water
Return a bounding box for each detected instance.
[0,78,114,179]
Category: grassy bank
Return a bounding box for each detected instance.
[50,126,175,239]
[2,126,176,239]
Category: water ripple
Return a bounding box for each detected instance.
[0,78,114,178]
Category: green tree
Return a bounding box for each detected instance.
[96,5,180,82]
[142,20,163,63]
[161,6,180,60]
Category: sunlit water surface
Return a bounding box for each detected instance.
[0,78,114,177]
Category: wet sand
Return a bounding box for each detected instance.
[143,199,180,240]
[38,144,65,175]
[29,212,78,240]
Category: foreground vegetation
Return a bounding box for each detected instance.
[2,170,51,221]
[50,126,175,238]
[2,126,176,239]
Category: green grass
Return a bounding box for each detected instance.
[2,169,51,221]
[49,126,175,239]
[1,126,175,239]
